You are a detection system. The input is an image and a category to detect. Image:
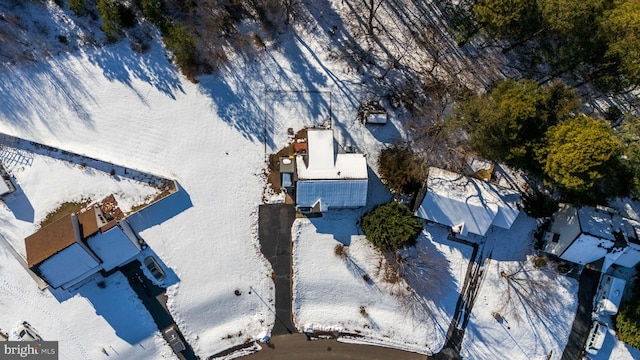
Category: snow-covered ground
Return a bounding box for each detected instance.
[0,6,405,357]
[2,1,640,359]
[292,213,472,355]
[461,215,579,360]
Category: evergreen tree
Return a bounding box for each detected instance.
[536,115,621,192]
[361,202,423,251]
[451,79,578,170]
[378,146,425,195]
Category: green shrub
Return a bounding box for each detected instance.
[616,276,640,348]
[378,146,425,195]
[361,202,423,251]
[69,0,87,16]
[162,23,198,79]
[97,0,136,41]
[141,0,168,31]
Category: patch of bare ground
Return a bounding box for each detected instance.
[38,199,91,229]
[264,128,307,200]
[128,179,178,214]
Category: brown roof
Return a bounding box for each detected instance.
[77,207,100,239]
[25,214,77,267]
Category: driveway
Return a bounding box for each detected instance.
[258,204,296,335]
[120,261,198,360]
[561,268,600,360]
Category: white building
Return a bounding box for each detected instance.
[542,204,640,272]
[415,167,521,237]
[594,274,626,316]
[26,202,141,289]
[295,129,368,212]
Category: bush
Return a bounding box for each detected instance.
[378,146,425,195]
[69,0,87,16]
[162,23,198,79]
[616,276,640,348]
[361,202,423,251]
[97,0,136,41]
[141,0,168,30]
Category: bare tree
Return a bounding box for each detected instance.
[497,259,563,324]
[361,0,383,36]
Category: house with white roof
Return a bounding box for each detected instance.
[295,128,368,212]
[25,197,142,289]
[542,204,640,272]
[415,167,521,237]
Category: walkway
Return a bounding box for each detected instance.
[561,268,600,360]
[258,204,296,335]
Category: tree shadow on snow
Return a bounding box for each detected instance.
[84,40,185,101]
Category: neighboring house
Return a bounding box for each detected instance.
[415,167,521,237]
[295,128,368,212]
[25,197,142,289]
[542,204,640,272]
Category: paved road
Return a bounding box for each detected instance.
[561,268,600,360]
[258,204,296,335]
[243,334,426,360]
[120,261,198,360]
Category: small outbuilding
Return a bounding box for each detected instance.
[594,274,626,316]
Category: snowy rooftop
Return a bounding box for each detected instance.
[578,206,640,244]
[86,224,140,272]
[25,214,80,267]
[296,129,368,180]
[416,167,521,237]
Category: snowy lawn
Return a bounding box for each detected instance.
[292,213,472,355]
[461,215,579,360]
[0,144,163,253]
[0,258,170,360]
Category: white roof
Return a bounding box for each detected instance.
[37,243,101,288]
[87,225,140,272]
[307,129,335,170]
[296,129,368,180]
[366,113,387,124]
[416,167,520,237]
[595,275,625,315]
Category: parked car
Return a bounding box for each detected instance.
[585,321,607,355]
[163,326,185,354]
[144,256,165,281]
[16,322,42,341]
